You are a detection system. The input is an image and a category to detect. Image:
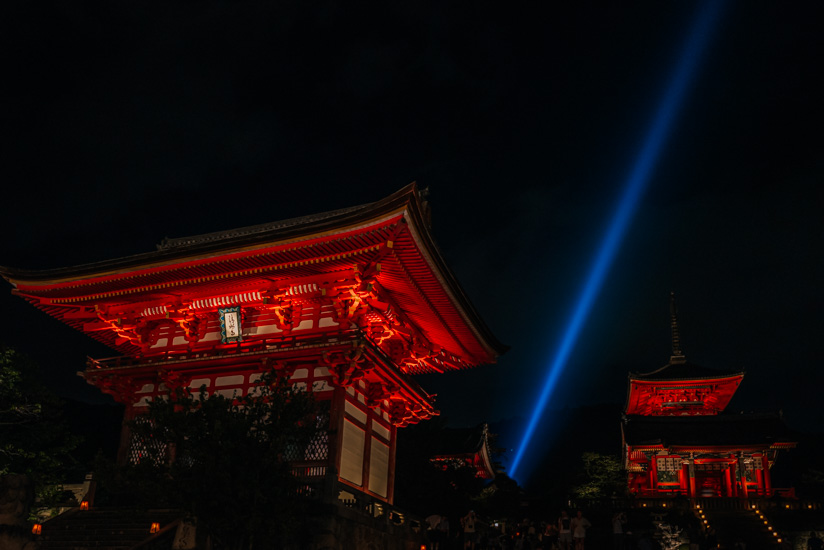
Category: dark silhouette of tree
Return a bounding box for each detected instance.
[572,451,626,499]
[97,370,321,550]
[0,346,79,519]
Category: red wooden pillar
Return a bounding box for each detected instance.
[755,467,765,496]
[679,464,688,495]
[763,464,773,496]
[650,456,659,495]
[687,458,695,498]
[738,457,749,500]
[724,462,733,497]
[386,424,397,504]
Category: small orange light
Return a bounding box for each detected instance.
[150,522,161,534]
[420,546,426,550]
[32,524,42,535]
[785,504,790,509]
[663,503,667,507]
[80,501,89,510]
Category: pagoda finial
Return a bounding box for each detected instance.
[669,291,685,363]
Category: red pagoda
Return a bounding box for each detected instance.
[621,294,796,499]
[1,183,506,505]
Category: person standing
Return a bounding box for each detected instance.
[611,512,626,550]
[425,514,444,550]
[438,516,450,549]
[462,510,478,550]
[557,510,572,550]
[570,510,591,550]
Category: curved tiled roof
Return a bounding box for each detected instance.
[630,358,744,382]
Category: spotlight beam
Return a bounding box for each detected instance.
[509,1,727,480]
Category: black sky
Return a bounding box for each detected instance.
[2,1,822,474]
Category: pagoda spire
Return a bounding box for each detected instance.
[669,291,686,363]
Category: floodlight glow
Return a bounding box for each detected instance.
[508,0,726,480]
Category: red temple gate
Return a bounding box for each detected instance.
[1,183,506,505]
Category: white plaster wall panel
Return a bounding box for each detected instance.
[369,438,390,498]
[215,375,245,387]
[292,319,313,331]
[318,317,339,328]
[340,420,365,486]
[255,324,282,335]
[313,380,332,392]
[345,400,367,424]
[372,422,391,441]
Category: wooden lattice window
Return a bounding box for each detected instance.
[283,403,330,462]
[127,417,168,465]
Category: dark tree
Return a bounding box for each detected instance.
[98,370,322,550]
[571,451,626,499]
[0,346,79,519]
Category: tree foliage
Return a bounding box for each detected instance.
[97,370,322,549]
[0,346,79,518]
[571,451,626,499]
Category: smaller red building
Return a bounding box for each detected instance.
[430,424,497,480]
[621,295,796,499]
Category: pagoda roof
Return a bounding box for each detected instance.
[629,357,744,383]
[0,183,507,371]
[622,413,798,450]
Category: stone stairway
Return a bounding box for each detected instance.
[36,508,182,550]
[704,508,783,549]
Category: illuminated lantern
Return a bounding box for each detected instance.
[150,522,161,533]
[32,524,42,535]
[80,501,89,510]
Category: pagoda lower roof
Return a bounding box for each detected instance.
[622,413,797,449]
[0,184,507,370]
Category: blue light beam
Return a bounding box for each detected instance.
[509,1,727,480]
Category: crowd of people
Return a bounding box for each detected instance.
[422,508,738,550]
[424,509,600,550]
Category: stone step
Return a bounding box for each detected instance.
[36,508,183,550]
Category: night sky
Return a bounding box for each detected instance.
[2,2,822,478]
